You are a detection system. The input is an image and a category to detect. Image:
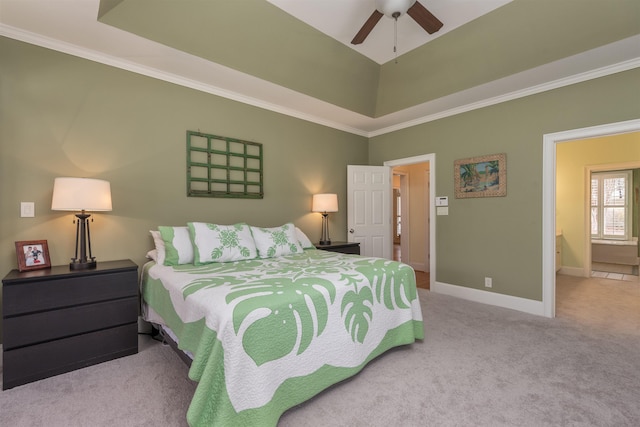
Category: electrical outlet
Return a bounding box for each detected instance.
[484,277,492,288]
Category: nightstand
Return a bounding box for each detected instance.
[2,259,139,390]
[315,241,360,255]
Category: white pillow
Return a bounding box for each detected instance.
[158,226,194,266]
[146,249,158,262]
[149,230,166,265]
[251,223,304,258]
[188,222,257,264]
[295,227,315,249]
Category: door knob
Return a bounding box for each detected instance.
[349,228,355,234]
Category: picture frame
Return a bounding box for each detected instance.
[15,240,51,272]
[454,153,507,198]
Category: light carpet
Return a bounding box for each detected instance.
[1,280,638,426]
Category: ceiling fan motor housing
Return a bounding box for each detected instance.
[375,0,417,18]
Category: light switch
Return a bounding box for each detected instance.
[20,202,35,217]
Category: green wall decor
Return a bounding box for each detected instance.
[186,130,263,199]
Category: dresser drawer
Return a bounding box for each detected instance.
[334,245,360,255]
[3,270,137,316]
[315,242,361,255]
[3,323,138,390]
[3,297,138,350]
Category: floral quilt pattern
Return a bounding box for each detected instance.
[142,249,423,427]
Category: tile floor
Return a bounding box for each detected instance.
[591,270,639,281]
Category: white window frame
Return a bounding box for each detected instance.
[590,170,632,241]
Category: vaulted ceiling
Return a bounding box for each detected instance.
[1,0,639,136]
[265,0,513,65]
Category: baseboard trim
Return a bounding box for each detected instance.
[409,262,427,272]
[432,281,545,317]
[558,266,587,277]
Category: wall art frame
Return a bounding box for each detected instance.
[454,153,507,198]
[15,239,51,272]
[186,130,263,199]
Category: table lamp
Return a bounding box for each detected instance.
[312,193,338,245]
[51,177,112,270]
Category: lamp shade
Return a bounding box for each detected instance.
[375,0,416,17]
[312,193,338,213]
[51,177,112,211]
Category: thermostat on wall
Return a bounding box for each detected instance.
[435,196,448,206]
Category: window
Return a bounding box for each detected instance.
[591,170,632,240]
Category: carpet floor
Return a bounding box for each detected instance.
[1,275,638,426]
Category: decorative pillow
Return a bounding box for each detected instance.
[295,227,315,249]
[251,223,304,258]
[149,230,166,265]
[158,226,194,266]
[188,222,257,264]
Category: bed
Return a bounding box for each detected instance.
[140,223,424,427]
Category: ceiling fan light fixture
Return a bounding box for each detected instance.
[351,0,441,46]
[375,0,416,18]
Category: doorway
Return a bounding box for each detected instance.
[392,172,408,263]
[385,154,436,290]
[543,118,640,318]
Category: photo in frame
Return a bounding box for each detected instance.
[454,153,507,198]
[15,240,51,272]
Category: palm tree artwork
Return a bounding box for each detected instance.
[459,160,500,193]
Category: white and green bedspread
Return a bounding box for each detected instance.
[141,248,424,427]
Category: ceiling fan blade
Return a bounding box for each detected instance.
[351,10,384,45]
[407,1,443,34]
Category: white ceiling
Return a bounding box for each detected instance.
[1,0,638,137]
[266,0,512,64]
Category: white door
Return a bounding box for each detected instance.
[347,165,392,259]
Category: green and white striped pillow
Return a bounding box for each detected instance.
[295,227,315,249]
[158,226,194,266]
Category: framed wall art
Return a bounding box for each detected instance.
[186,130,264,199]
[454,153,506,198]
[15,240,51,272]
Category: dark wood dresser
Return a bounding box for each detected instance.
[315,241,361,255]
[2,259,138,390]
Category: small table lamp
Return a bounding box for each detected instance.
[51,177,112,270]
[312,193,338,245]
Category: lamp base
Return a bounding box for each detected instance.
[69,260,97,270]
[319,213,332,247]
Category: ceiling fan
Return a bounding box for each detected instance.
[351,0,443,45]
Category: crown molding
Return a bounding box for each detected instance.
[2,24,638,138]
[0,24,371,137]
[370,53,640,137]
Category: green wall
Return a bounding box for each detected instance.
[99,0,380,117]
[0,37,368,342]
[369,68,640,301]
[375,0,640,116]
[556,132,640,270]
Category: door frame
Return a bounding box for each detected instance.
[542,118,640,318]
[385,154,436,289]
